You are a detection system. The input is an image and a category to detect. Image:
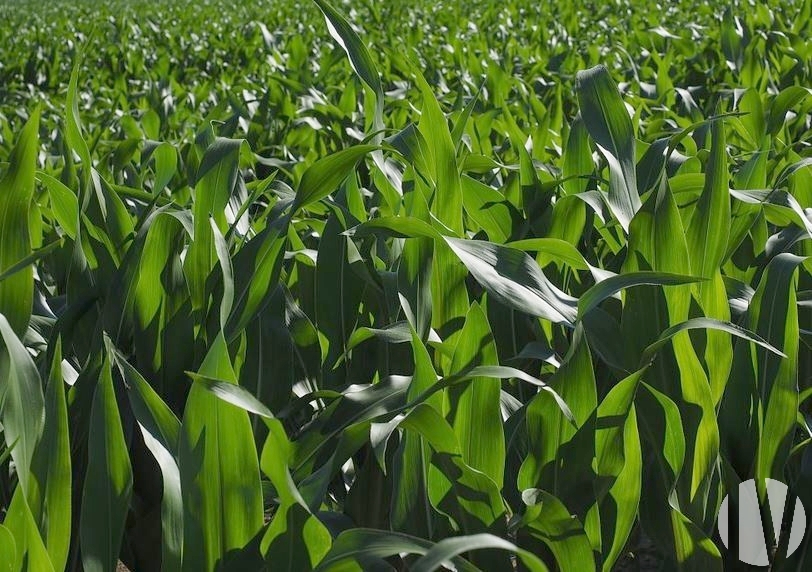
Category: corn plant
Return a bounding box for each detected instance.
[0,0,811,570]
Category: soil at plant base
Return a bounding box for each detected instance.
[614,531,665,571]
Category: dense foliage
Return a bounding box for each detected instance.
[0,0,811,570]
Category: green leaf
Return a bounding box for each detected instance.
[413,66,462,234]
[752,254,803,484]
[292,375,411,472]
[640,316,785,365]
[506,238,591,271]
[398,190,435,339]
[178,331,263,571]
[730,188,812,239]
[28,338,72,572]
[432,365,572,422]
[0,239,64,284]
[519,324,596,493]
[3,489,55,572]
[187,372,275,419]
[339,321,413,366]
[685,118,730,277]
[766,86,811,136]
[391,332,440,538]
[0,525,15,572]
[226,216,289,339]
[185,137,244,311]
[144,140,178,194]
[314,211,366,386]
[590,372,643,570]
[410,66,470,351]
[0,110,40,335]
[461,175,513,243]
[578,271,703,319]
[451,82,483,150]
[65,58,92,193]
[412,533,549,572]
[292,145,378,211]
[396,404,506,534]
[575,65,640,231]
[102,206,192,394]
[719,252,804,562]
[621,175,721,507]
[85,171,136,265]
[263,503,332,571]
[636,383,723,571]
[37,172,79,240]
[563,115,593,197]
[311,0,384,137]
[445,237,578,325]
[117,352,183,571]
[446,303,504,487]
[260,421,332,570]
[345,216,443,240]
[0,313,45,495]
[520,489,595,572]
[211,218,234,329]
[80,339,133,572]
[313,528,478,572]
[683,120,734,406]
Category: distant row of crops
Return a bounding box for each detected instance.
[0,0,811,570]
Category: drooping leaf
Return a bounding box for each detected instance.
[520,489,596,572]
[185,137,244,312]
[117,352,183,571]
[412,532,549,572]
[575,65,640,231]
[292,145,378,211]
[445,237,578,325]
[0,313,45,494]
[578,271,702,319]
[313,528,478,572]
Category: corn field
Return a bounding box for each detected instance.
[0,0,811,570]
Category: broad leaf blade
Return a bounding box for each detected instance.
[0,313,45,494]
[445,237,578,325]
[178,332,263,571]
[575,65,640,231]
[0,110,40,335]
[80,341,133,572]
[29,338,72,572]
